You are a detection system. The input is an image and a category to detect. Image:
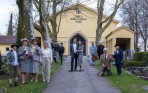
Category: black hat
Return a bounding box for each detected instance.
[11,44,19,48]
[114,44,120,47]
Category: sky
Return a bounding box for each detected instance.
[0,0,121,35]
[0,0,17,35]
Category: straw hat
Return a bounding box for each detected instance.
[21,38,29,43]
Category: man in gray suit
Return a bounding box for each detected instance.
[7,44,20,87]
[100,48,113,76]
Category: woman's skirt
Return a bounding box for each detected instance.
[20,59,30,73]
[30,61,40,73]
[77,53,83,66]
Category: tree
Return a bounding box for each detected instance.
[7,13,13,36]
[16,0,34,45]
[96,0,124,45]
[33,0,71,41]
[121,0,148,51]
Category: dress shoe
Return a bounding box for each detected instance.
[9,84,13,88]
[68,70,73,72]
[14,82,18,86]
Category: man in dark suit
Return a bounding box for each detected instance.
[69,38,78,72]
[113,44,124,76]
[59,43,65,65]
[97,41,105,60]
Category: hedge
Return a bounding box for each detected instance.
[123,61,147,67]
[133,52,148,63]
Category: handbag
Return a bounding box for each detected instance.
[92,54,98,62]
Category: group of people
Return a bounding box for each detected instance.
[7,37,123,87]
[7,38,64,88]
[89,41,124,76]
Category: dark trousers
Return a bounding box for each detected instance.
[97,53,102,60]
[60,54,63,65]
[102,67,112,76]
[53,57,57,63]
[116,63,122,75]
[71,53,78,71]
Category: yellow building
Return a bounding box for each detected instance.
[0,36,16,56]
[35,3,134,55]
[0,3,134,56]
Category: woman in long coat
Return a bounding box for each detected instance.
[30,38,41,82]
[18,38,32,84]
[77,41,84,71]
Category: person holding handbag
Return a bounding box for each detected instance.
[30,38,41,82]
[18,38,32,84]
[41,41,53,83]
[89,42,97,66]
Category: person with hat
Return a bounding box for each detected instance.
[7,44,20,87]
[41,41,53,83]
[113,44,124,76]
[30,38,41,82]
[18,38,32,84]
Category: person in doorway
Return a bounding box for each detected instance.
[30,38,41,82]
[52,40,60,63]
[59,43,65,65]
[100,48,113,76]
[7,44,20,87]
[97,41,105,60]
[113,44,123,76]
[41,41,53,83]
[89,42,97,66]
[18,38,32,84]
[77,41,84,71]
[69,38,78,72]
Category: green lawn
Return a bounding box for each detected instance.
[95,61,148,93]
[0,62,61,93]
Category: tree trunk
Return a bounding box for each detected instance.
[16,0,34,43]
[144,39,147,51]
[96,27,102,45]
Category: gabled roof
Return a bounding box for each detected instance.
[0,36,16,44]
[64,3,119,24]
[106,26,134,38]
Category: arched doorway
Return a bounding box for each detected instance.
[70,34,86,55]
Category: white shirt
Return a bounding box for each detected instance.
[41,48,53,62]
[103,53,108,59]
[13,50,18,66]
[73,43,77,53]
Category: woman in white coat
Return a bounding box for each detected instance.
[41,41,53,83]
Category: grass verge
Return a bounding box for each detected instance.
[0,62,61,93]
[95,61,148,93]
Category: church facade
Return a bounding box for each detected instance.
[34,3,135,56]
